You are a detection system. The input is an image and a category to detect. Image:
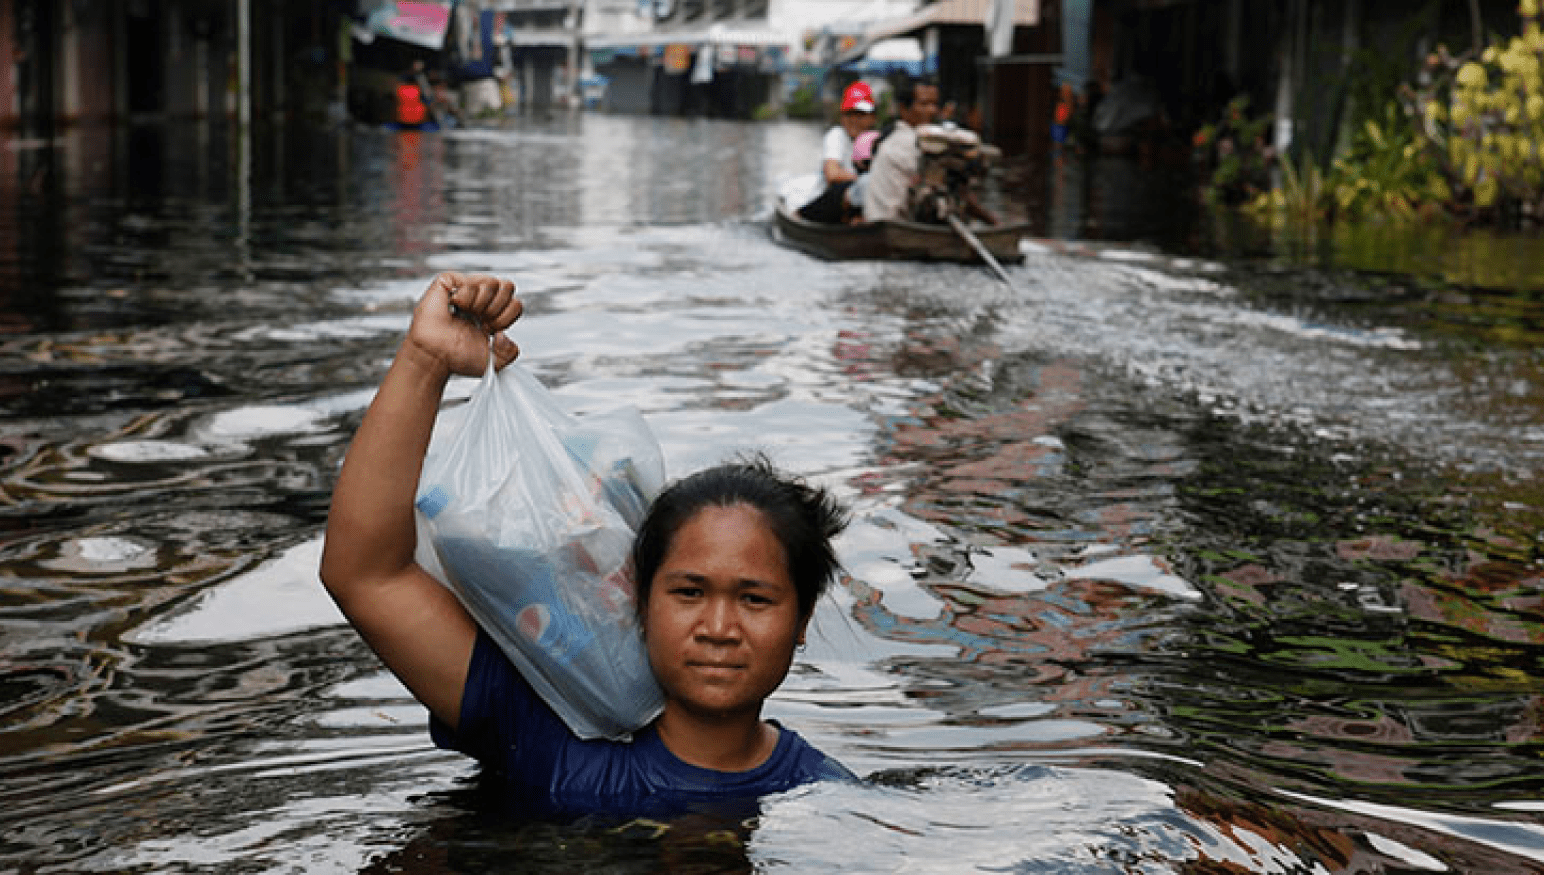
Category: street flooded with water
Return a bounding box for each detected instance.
[1,114,1542,873]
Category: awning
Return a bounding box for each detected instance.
[840,0,1039,63]
[356,0,454,50]
[838,36,925,76]
[586,28,789,50]
[507,28,578,48]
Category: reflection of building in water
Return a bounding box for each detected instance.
[388,132,447,259]
[834,314,1195,748]
[1174,778,1544,873]
[576,115,810,223]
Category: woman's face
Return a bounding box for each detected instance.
[642,503,807,722]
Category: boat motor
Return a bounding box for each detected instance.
[908,124,1000,224]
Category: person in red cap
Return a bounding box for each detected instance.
[795,81,876,224]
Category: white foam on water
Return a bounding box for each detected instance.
[87,441,211,464]
[38,536,158,573]
[1067,553,1202,600]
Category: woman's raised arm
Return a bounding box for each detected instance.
[319,273,521,729]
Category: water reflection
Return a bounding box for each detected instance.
[2,117,1543,873]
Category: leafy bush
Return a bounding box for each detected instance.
[1330,102,1449,220]
[1193,96,1277,205]
[783,84,821,120]
[1409,0,1544,222]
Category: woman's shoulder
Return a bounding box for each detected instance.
[767,722,858,784]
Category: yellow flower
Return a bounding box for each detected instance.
[1507,46,1541,80]
[1475,175,1499,207]
[1524,0,1540,18]
[1500,45,1523,74]
[1456,62,1488,89]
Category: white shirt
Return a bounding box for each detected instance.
[797,125,855,208]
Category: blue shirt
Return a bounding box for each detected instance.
[431,631,856,818]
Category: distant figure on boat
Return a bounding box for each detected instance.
[395,61,433,129]
[796,81,876,225]
[863,77,936,223]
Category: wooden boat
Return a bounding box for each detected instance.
[772,201,1028,265]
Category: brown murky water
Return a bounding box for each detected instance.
[1,115,1541,873]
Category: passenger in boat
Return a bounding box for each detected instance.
[320,273,856,817]
[863,77,938,223]
[865,78,1000,227]
[395,61,433,129]
[796,81,876,224]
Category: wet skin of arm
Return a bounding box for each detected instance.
[320,272,521,731]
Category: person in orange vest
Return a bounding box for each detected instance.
[396,61,433,129]
[1052,82,1076,146]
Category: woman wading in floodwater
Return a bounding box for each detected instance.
[320,272,855,817]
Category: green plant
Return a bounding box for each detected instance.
[783,83,821,120]
[1329,102,1450,220]
[1194,96,1276,206]
[1279,155,1331,222]
[1241,152,1331,227]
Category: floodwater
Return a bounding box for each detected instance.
[1,114,1542,874]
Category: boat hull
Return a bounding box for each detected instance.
[772,203,1027,264]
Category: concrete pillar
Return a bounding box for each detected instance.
[59,2,79,121]
[271,8,284,116]
[62,1,122,123]
[237,0,251,127]
[0,2,15,128]
[195,31,209,117]
[113,5,129,120]
[524,55,537,112]
[533,61,554,112]
[1224,0,1241,86]
[1273,0,1298,154]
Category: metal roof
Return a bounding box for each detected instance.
[861,0,1039,43]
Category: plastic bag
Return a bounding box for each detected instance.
[413,359,666,741]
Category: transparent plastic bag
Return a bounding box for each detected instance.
[413,359,666,741]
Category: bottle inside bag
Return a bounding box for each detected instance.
[413,363,666,741]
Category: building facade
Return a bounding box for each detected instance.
[1,0,345,131]
[584,0,787,117]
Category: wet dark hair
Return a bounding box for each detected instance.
[894,77,938,110]
[632,455,848,620]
